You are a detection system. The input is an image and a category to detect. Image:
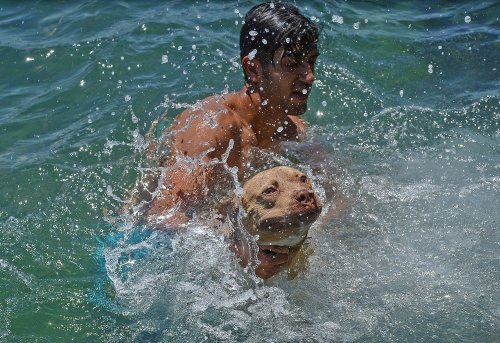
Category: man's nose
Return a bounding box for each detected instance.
[300,62,315,85]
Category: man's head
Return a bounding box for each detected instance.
[240,2,320,115]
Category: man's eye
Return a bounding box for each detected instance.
[283,57,299,67]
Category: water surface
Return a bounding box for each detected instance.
[0,1,498,342]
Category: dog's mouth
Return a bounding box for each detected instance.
[254,207,321,246]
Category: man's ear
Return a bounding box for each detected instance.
[242,56,264,86]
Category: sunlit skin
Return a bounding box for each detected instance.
[148,47,319,216]
[146,46,319,278]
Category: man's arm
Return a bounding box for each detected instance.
[145,104,242,226]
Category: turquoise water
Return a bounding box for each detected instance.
[1,1,498,342]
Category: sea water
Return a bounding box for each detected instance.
[0,1,498,342]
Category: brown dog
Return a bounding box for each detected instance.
[228,166,322,279]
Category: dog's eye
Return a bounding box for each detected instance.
[299,175,308,183]
[262,186,277,195]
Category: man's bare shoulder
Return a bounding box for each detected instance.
[169,93,246,158]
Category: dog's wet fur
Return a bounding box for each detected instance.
[227,166,322,279]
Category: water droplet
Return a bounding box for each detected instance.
[332,15,343,24]
[399,89,404,97]
[248,49,257,60]
[321,101,327,107]
[262,39,267,45]
[428,64,434,74]
[262,99,268,106]
[161,55,168,64]
[125,95,131,102]
[302,89,308,95]
[277,126,284,133]
[353,22,360,30]
[316,111,324,117]
[249,30,258,37]
[464,15,471,23]
[26,57,34,62]
[79,80,85,86]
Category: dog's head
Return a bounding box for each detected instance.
[241,166,322,247]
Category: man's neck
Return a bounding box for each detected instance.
[240,86,289,148]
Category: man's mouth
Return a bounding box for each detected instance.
[291,88,311,101]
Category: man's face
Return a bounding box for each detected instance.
[259,46,319,116]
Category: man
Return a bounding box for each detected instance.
[147,2,319,217]
[141,2,320,278]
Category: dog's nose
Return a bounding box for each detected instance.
[294,189,315,205]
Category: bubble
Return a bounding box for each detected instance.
[248,49,257,60]
[399,90,404,97]
[322,101,327,107]
[302,89,308,95]
[261,99,268,106]
[276,126,284,133]
[316,111,324,117]
[79,80,85,86]
[125,95,131,102]
[26,57,34,62]
[464,15,471,23]
[161,55,168,64]
[262,39,267,45]
[249,30,258,37]
[353,22,360,30]
[427,64,434,74]
[332,15,343,24]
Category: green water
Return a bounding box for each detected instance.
[0,1,498,342]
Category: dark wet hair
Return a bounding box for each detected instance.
[240,1,319,80]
